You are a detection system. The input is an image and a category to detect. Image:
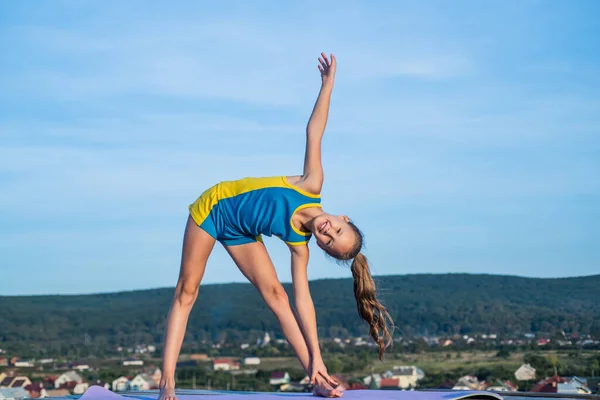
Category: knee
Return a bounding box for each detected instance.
[263,285,289,308]
[175,281,199,308]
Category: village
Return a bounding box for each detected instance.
[1,332,599,399]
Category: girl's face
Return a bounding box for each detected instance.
[310,213,356,255]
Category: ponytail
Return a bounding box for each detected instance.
[350,253,393,360]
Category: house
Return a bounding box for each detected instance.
[141,367,162,385]
[515,363,536,381]
[0,359,9,367]
[299,376,310,385]
[73,382,89,395]
[0,376,8,388]
[24,383,48,399]
[42,376,57,390]
[243,357,260,366]
[189,354,208,361]
[111,377,131,392]
[557,377,591,394]
[212,359,239,371]
[380,378,400,389]
[71,363,90,372]
[7,378,32,389]
[487,380,518,392]
[122,359,144,366]
[269,372,290,386]
[54,371,83,389]
[531,376,565,393]
[0,377,32,389]
[130,374,158,390]
[390,366,424,389]
[0,387,30,400]
[13,362,33,368]
[453,375,484,390]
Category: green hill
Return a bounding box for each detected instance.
[1,273,599,356]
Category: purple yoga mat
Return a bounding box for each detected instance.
[80,386,504,400]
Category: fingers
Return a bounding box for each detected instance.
[313,376,343,398]
[318,56,328,71]
[321,371,339,387]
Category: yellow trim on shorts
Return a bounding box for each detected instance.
[189,184,219,227]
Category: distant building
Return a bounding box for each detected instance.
[487,380,518,392]
[212,359,239,371]
[514,363,536,381]
[111,377,131,392]
[54,371,83,389]
[24,382,48,398]
[242,357,260,366]
[269,372,290,386]
[73,383,89,395]
[380,378,400,389]
[189,354,208,361]
[261,332,271,347]
[530,376,590,394]
[72,363,90,372]
[13,361,33,368]
[0,359,8,367]
[130,374,158,390]
[453,375,484,391]
[122,359,144,366]
[390,366,424,389]
[141,367,162,385]
[1,377,32,389]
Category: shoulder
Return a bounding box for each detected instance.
[285,175,322,196]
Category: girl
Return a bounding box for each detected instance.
[159,53,393,399]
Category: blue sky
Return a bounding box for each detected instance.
[1,1,599,296]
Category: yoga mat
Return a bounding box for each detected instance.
[80,385,505,400]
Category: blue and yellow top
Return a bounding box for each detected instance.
[189,176,321,246]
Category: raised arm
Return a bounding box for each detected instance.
[301,53,336,194]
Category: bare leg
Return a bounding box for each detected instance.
[224,241,342,398]
[159,216,216,400]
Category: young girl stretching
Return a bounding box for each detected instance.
[159,53,393,399]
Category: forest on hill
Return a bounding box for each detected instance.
[1,273,599,356]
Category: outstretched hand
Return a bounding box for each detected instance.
[318,52,336,86]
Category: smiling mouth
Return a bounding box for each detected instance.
[317,220,329,234]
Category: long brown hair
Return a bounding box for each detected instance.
[329,222,394,360]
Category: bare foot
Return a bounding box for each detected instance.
[312,376,343,398]
[158,385,177,400]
